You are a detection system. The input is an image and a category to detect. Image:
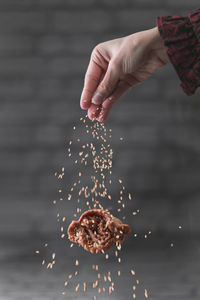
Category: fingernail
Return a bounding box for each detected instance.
[91,92,104,105]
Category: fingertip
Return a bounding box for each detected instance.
[97,103,112,122]
[97,114,108,123]
[80,89,91,109]
[97,115,106,122]
[80,99,91,110]
[87,111,95,121]
[87,103,101,120]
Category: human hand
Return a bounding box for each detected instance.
[80,27,169,122]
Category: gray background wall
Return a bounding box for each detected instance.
[1,0,199,238]
[1,1,200,299]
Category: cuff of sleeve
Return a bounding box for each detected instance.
[157,14,199,96]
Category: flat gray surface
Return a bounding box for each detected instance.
[1,234,200,300]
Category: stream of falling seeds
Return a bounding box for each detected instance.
[36,114,150,299]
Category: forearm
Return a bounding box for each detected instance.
[157,8,200,95]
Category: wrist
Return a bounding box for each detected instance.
[149,26,165,49]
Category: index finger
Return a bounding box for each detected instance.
[80,59,103,110]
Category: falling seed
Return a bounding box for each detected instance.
[46,263,51,269]
[145,289,148,298]
[82,282,86,292]
[117,243,121,251]
[75,283,80,292]
[35,250,40,254]
[131,270,135,276]
[75,260,79,266]
[171,243,174,247]
[52,253,56,260]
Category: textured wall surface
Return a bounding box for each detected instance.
[0,0,199,237]
[1,0,200,237]
[0,3,199,232]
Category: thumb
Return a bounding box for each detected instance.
[91,63,120,105]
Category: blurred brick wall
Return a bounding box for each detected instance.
[0,0,200,238]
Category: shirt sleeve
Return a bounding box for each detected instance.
[157,9,200,96]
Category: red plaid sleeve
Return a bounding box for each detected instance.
[157,9,200,96]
